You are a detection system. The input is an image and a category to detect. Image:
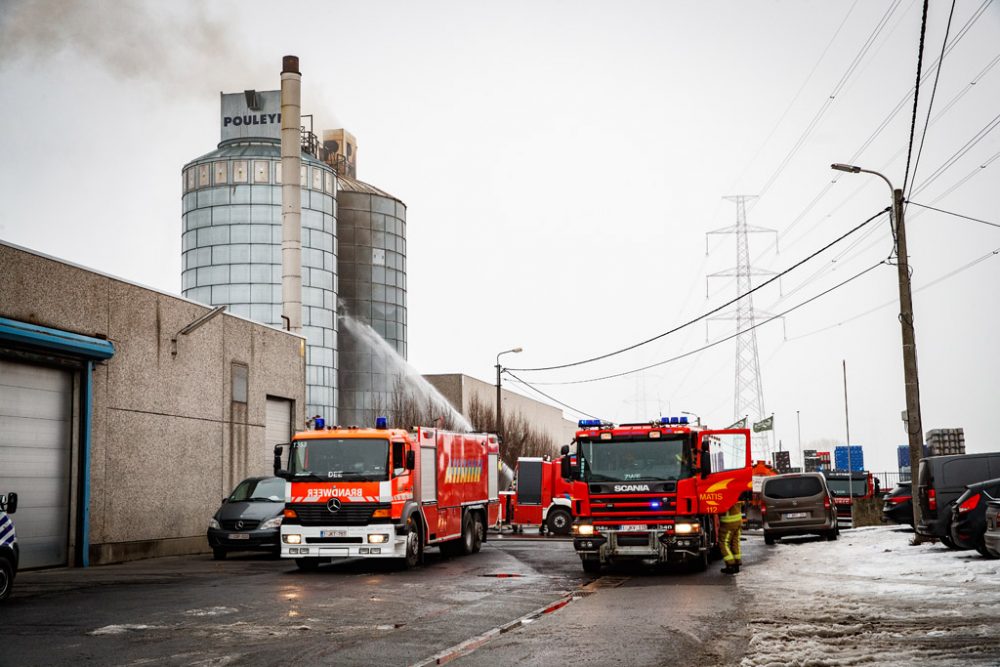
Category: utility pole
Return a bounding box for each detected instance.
[843,359,854,502]
[893,187,925,531]
[796,410,802,471]
[831,165,925,533]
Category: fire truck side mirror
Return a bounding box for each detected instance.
[406,450,416,470]
[561,456,572,480]
[273,443,290,478]
[560,445,570,456]
[700,446,712,478]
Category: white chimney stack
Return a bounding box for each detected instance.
[280,55,303,334]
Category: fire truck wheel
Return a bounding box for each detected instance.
[401,516,422,569]
[458,513,476,555]
[546,508,572,536]
[471,515,484,554]
[294,557,323,571]
[581,558,601,574]
[688,549,709,573]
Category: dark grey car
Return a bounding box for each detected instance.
[761,473,839,545]
[208,477,286,560]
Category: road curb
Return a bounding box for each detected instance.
[408,592,576,666]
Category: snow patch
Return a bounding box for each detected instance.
[90,624,162,635]
[184,606,239,617]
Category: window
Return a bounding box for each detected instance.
[275,162,282,184]
[393,441,407,476]
[233,160,249,183]
[198,164,210,187]
[214,161,228,185]
[312,168,322,191]
[231,363,248,403]
[254,160,270,184]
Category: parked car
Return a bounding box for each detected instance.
[760,473,839,545]
[208,477,285,560]
[916,452,1000,547]
[983,499,1000,558]
[882,482,913,527]
[0,492,19,601]
[949,478,1000,557]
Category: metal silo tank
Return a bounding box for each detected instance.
[180,127,339,422]
[335,175,407,427]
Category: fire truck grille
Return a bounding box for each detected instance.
[289,502,390,526]
[590,495,677,520]
[220,519,260,530]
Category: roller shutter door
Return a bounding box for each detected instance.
[0,359,72,569]
[265,397,292,473]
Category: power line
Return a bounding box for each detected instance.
[502,371,603,421]
[787,244,1000,342]
[507,208,889,373]
[906,201,1000,229]
[910,110,1000,196]
[901,0,931,193]
[907,0,958,203]
[525,262,887,386]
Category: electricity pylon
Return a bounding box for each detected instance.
[706,195,779,460]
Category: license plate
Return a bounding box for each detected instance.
[784,512,809,520]
[620,524,647,532]
[229,533,250,540]
[321,530,347,538]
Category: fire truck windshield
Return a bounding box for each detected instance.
[826,478,869,497]
[290,438,390,481]
[579,437,690,482]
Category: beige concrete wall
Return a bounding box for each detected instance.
[424,374,577,453]
[0,242,306,564]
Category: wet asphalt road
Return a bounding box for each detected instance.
[0,533,765,666]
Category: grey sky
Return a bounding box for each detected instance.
[1,0,998,473]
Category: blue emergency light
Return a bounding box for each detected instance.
[578,419,603,428]
[679,416,689,425]
[375,416,388,429]
[314,417,325,430]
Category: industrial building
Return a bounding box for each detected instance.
[0,241,305,567]
[424,374,578,450]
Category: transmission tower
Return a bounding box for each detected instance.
[706,195,779,460]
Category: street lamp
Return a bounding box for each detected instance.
[680,411,702,426]
[495,347,523,441]
[830,162,924,531]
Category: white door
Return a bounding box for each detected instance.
[0,359,73,569]
[265,397,293,475]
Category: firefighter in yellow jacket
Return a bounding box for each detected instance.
[719,499,743,575]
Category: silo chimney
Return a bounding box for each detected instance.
[280,55,302,333]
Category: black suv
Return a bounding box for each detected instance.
[917,452,1000,546]
[950,477,1000,557]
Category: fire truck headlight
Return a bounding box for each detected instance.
[674,522,700,534]
[368,533,390,544]
[209,518,221,530]
[283,534,302,544]
[260,516,283,530]
[575,524,595,536]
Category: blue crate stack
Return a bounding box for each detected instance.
[834,445,864,471]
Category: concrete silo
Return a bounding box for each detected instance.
[325,134,407,427]
[181,89,338,421]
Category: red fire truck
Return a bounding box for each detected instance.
[506,456,575,535]
[563,417,752,573]
[274,418,501,570]
[822,469,879,528]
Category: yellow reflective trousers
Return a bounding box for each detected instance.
[719,502,743,565]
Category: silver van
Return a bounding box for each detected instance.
[761,473,839,544]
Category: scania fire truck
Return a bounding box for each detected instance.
[274,418,501,570]
[506,456,574,535]
[562,417,752,573]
